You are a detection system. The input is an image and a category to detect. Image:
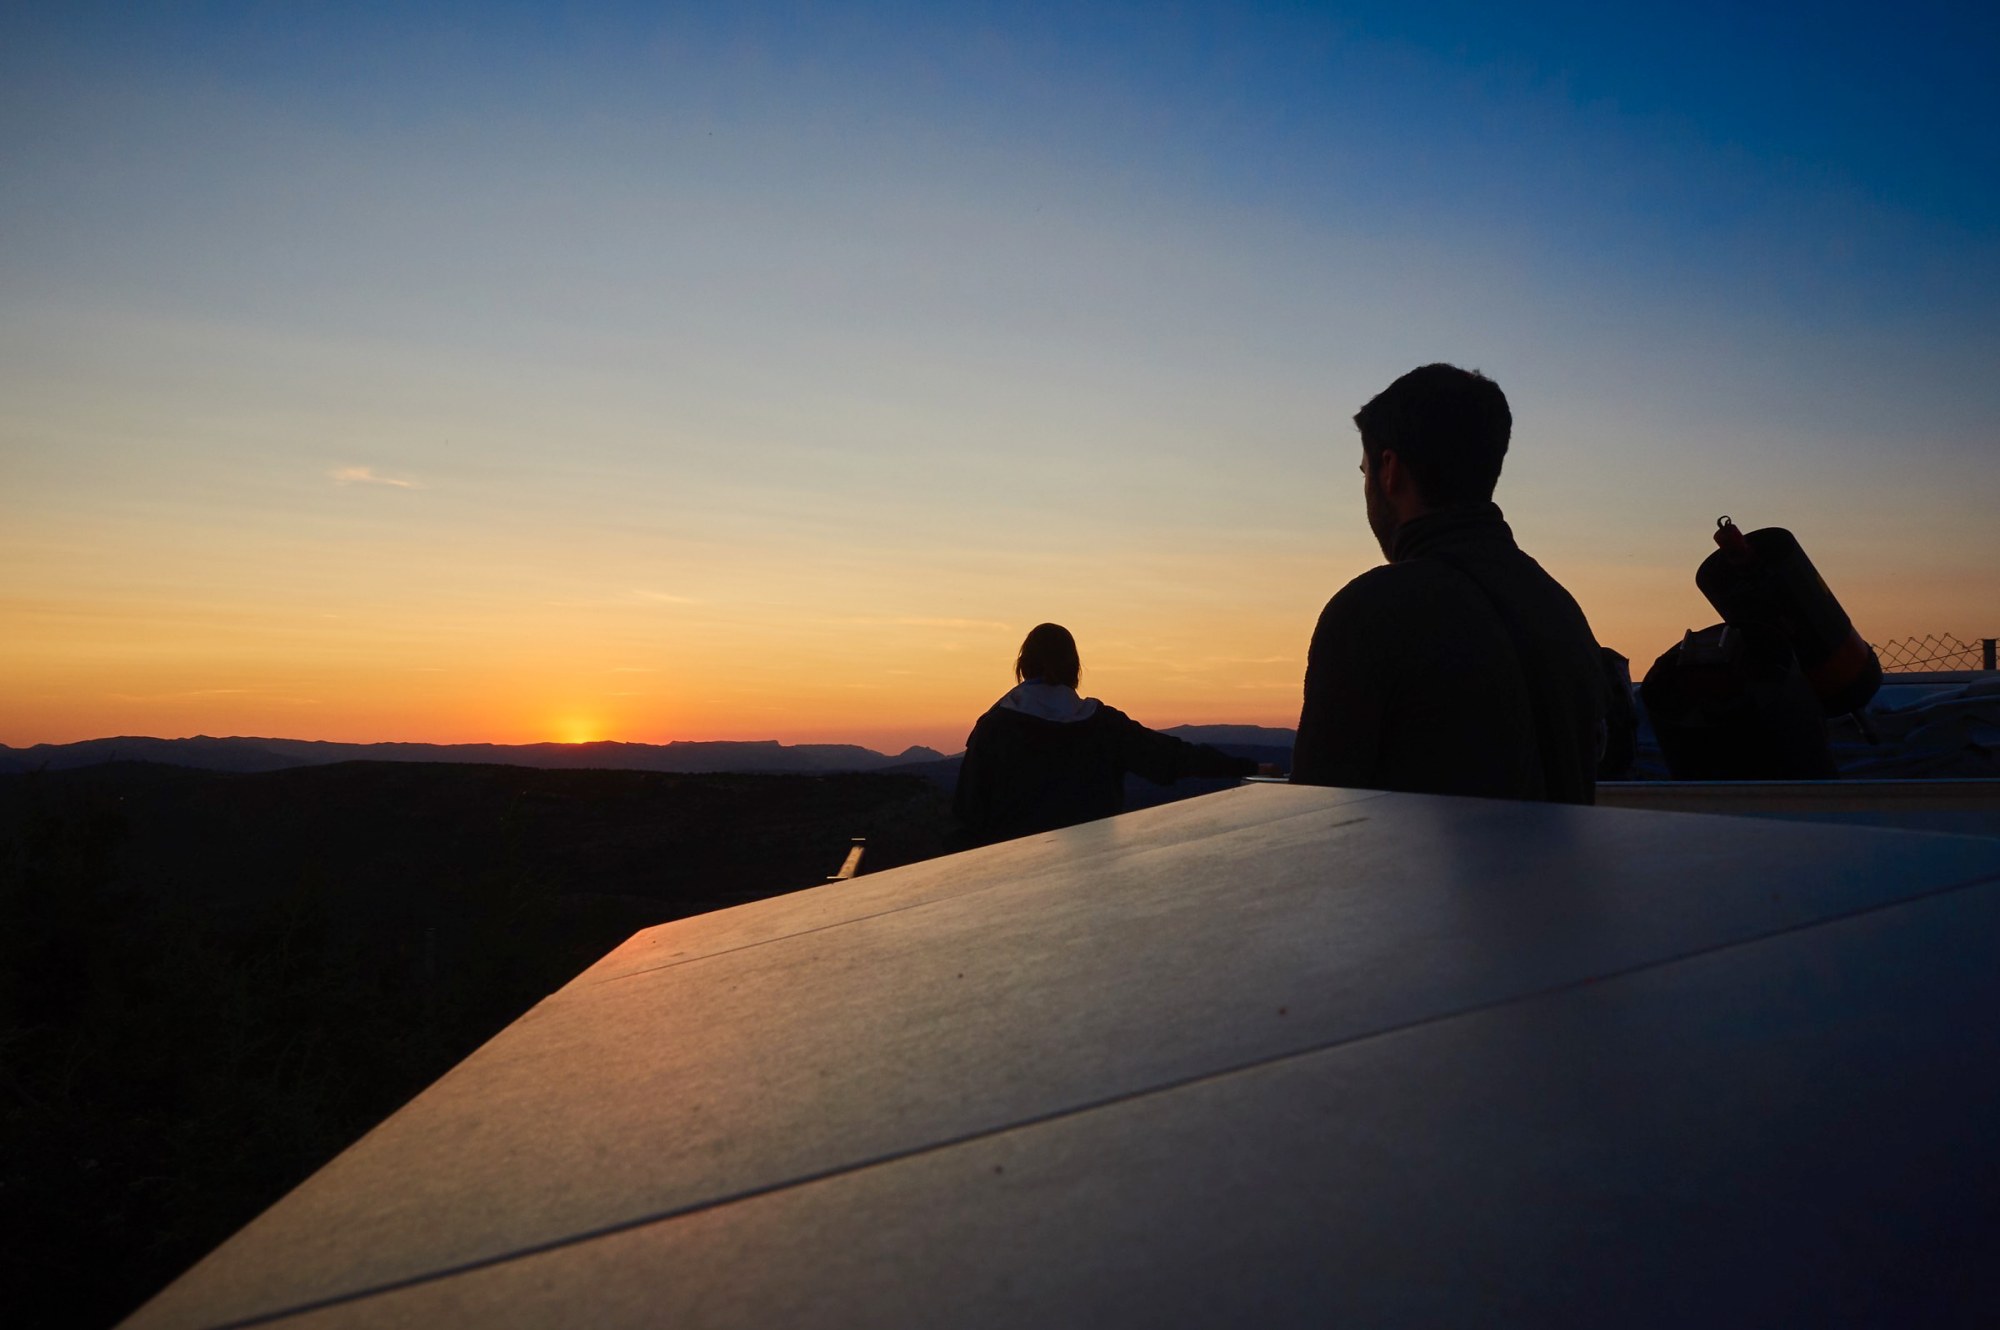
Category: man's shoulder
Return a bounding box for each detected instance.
[1507,548,1596,617]
[1309,564,1463,678]
[1319,559,1464,621]
[1461,545,1599,646]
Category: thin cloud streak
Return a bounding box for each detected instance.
[329,466,420,489]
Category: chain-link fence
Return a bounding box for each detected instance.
[1871,633,1997,672]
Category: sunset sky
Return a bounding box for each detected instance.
[4,2,1997,753]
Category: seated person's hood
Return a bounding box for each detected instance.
[997,681,1102,723]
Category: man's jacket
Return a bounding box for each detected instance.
[1293,502,1605,803]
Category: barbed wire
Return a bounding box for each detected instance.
[1871,633,1993,672]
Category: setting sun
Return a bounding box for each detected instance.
[553,717,604,745]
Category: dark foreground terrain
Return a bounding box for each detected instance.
[0,761,956,1329]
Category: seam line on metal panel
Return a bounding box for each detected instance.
[214,860,2000,1330]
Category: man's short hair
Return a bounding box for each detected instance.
[1354,364,1511,507]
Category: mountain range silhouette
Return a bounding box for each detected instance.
[0,727,1297,778]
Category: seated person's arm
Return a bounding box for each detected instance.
[1114,713,1257,786]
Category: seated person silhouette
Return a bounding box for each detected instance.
[953,623,1256,846]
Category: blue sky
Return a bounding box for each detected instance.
[3,2,1996,746]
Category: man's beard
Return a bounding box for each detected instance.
[1364,468,1397,560]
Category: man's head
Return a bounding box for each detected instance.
[1354,364,1511,556]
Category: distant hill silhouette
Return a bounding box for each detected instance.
[1162,723,1297,749]
[0,735,946,777]
[0,730,1300,780]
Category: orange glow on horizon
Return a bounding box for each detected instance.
[551,716,605,745]
[2,526,1993,756]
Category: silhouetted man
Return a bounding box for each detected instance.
[1293,364,1604,802]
